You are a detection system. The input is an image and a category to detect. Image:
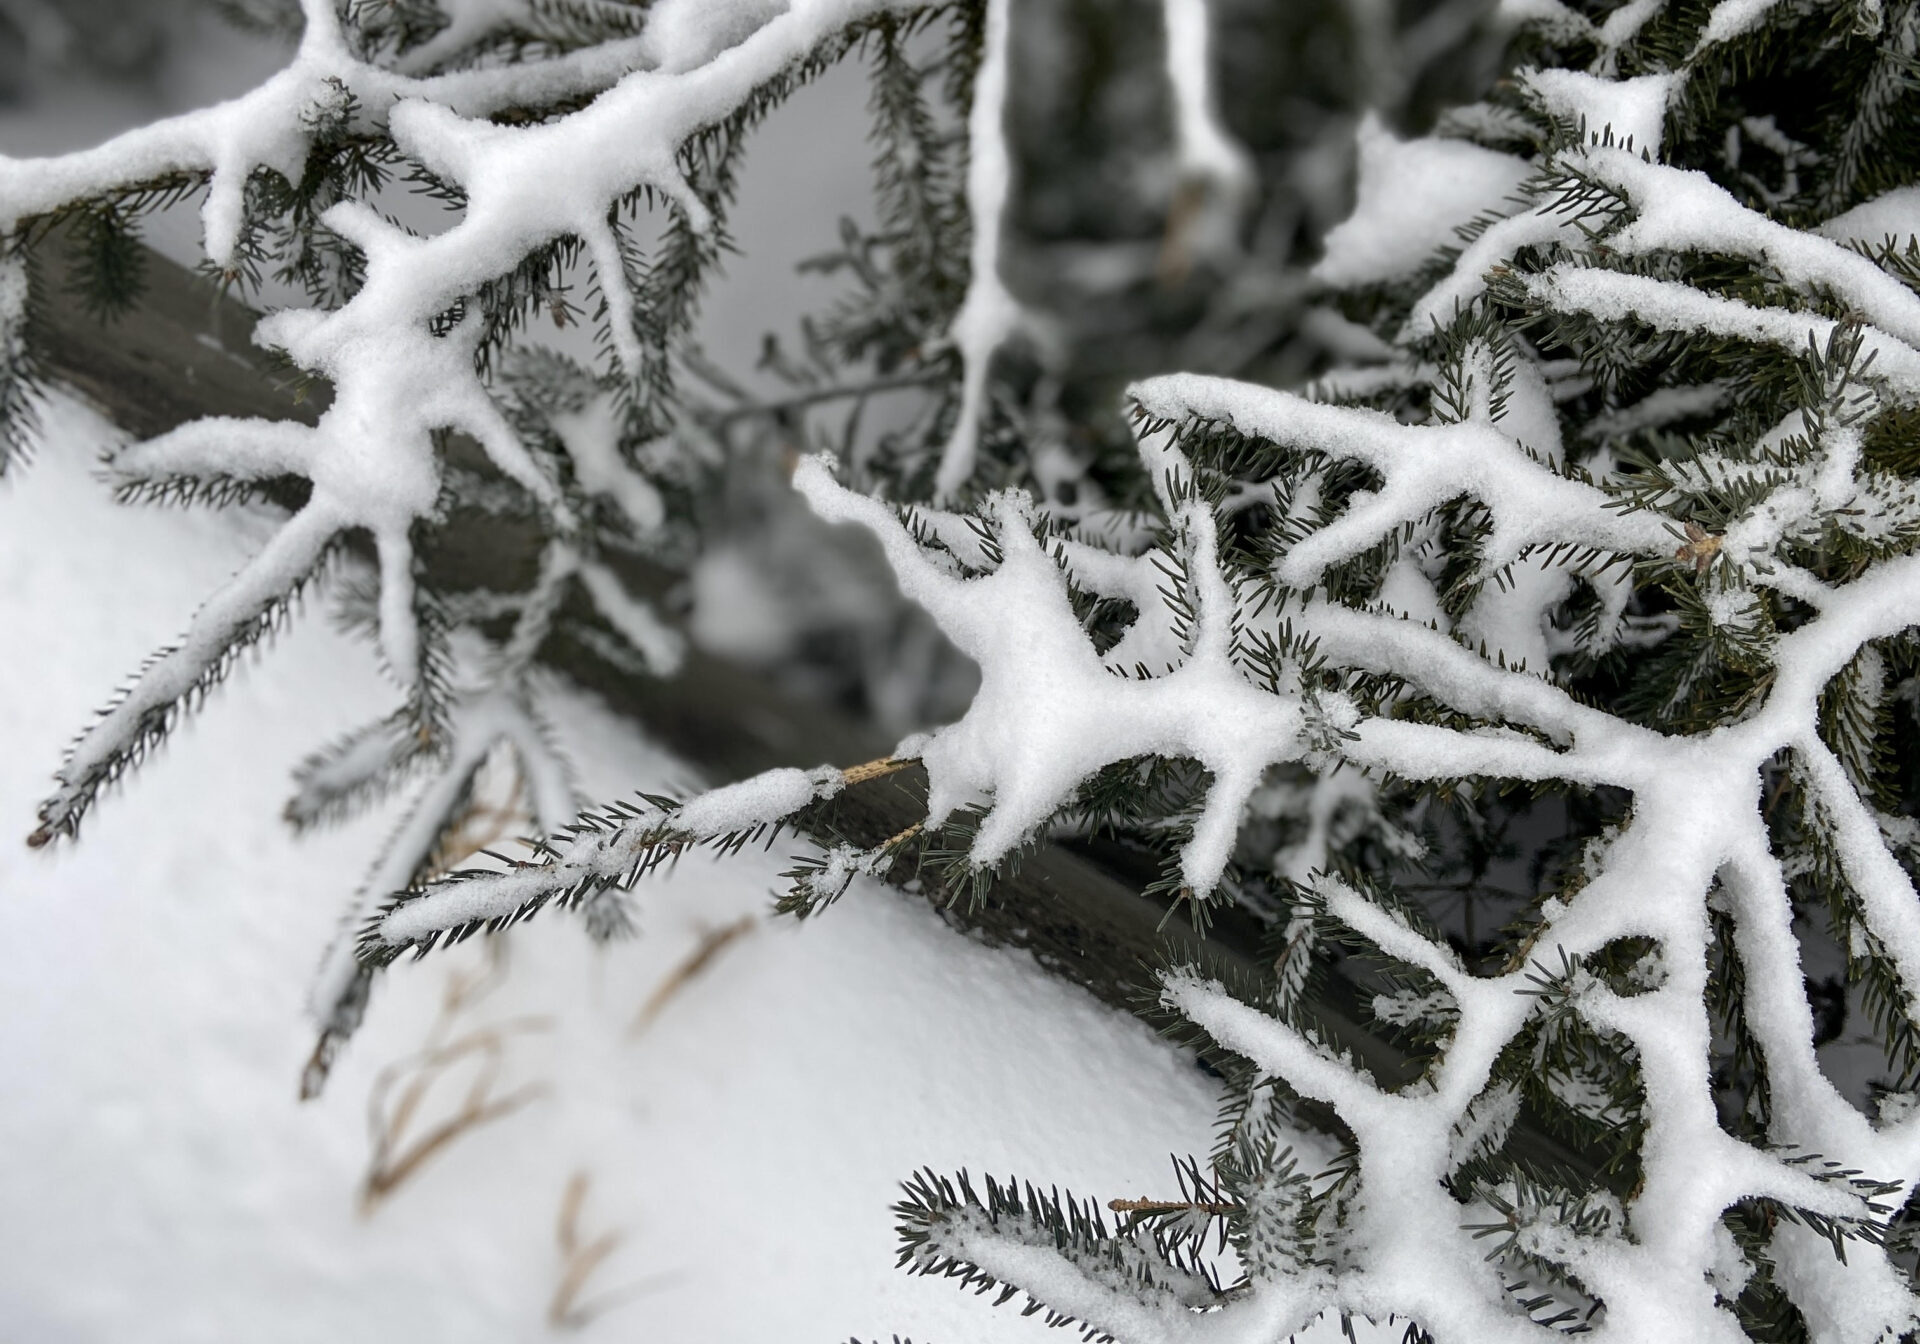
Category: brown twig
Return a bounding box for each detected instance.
[549,1170,632,1331]
[545,1169,675,1329]
[359,1020,552,1215]
[839,756,916,787]
[882,821,924,851]
[1674,521,1724,575]
[359,942,551,1215]
[1107,1197,1237,1216]
[628,916,757,1039]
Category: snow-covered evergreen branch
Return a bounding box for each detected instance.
[14,0,1920,1337]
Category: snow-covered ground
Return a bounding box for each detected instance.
[0,393,1382,1341]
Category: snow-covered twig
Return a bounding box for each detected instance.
[932,0,1022,500]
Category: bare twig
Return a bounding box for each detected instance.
[547,1170,668,1331]
[710,371,946,428]
[1107,1196,1237,1216]
[840,756,915,787]
[628,916,757,1039]
[359,943,551,1215]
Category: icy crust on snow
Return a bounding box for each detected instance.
[1312,116,1532,289]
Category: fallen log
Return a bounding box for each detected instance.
[27,227,1594,1173]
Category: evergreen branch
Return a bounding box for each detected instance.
[892,1168,1238,1342]
[30,504,339,846]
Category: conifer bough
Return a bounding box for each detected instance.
[6,0,1920,1339]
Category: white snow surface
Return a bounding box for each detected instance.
[0,392,1285,1341]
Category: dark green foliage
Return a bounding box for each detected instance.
[62,203,150,321]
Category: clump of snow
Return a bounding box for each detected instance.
[688,545,796,663]
[1521,67,1675,155]
[641,0,791,74]
[577,562,684,676]
[1693,0,1792,52]
[1818,185,1920,249]
[1311,116,1532,289]
[551,395,666,536]
[673,764,843,833]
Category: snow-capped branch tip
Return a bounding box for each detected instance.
[358,756,916,962]
[28,502,341,848]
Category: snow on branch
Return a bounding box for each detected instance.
[302,531,694,1093]
[30,501,341,846]
[1161,0,1253,198]
[20,1,1920,1336]
[804,34,1920,1333]
[9,0,910,844]
[931,0,1024,500]
[360,761,858,960]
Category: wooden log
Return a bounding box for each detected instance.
[27,228,1594,1173]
